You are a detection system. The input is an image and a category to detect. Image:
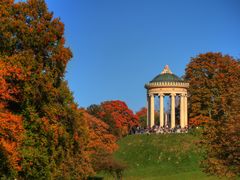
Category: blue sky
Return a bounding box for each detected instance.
[41,0,239,111]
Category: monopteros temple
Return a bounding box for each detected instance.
[145,65,189,128]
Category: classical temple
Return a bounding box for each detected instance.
[145,65,189,128]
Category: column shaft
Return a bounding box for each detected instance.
[184,95,188,127]
[150,94,155,128]
[180,94,184,128]
[146,95,149,127]
[159,94,164,127]
[171,94,176,128]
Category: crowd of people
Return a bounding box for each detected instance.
[130,125,189,135]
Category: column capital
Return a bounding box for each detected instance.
[171,93,176,97]
[148,93,154,97]
[158,93,164,97]
[181,93,187,97]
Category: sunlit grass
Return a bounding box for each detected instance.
[101,132,222,180]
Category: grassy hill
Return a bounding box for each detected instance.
[101,132,220,180]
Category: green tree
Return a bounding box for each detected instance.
[185,52,240,177]
[136,107,147,128]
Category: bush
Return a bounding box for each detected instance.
[96,155,127,180]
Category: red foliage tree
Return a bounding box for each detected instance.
[101,100,139,138]
[88,100,139,138]
[136,107,160,128]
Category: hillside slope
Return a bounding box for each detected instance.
[103,133,219,180]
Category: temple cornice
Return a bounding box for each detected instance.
[145,81,189,89]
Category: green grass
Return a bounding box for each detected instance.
[101,132,221,180]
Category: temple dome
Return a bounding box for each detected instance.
[150,65,183,83]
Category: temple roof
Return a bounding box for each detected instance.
[150,65,183,83]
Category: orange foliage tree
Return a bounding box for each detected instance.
[185,52,240,127]
[0,60,25,174]
[188,115,209,127]
[81,109,128,179]
[83,110,118,154]
[80,109,118,172]
[185,52,240,177]
[0,0,92,178]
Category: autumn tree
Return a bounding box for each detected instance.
[83,110,118,155]
[0,0,92,178]
[185,52,240,177]
[87,100,139,138]
[136,107,162,128]
[136,107,147,128]
[79,110,118,171]
[0,61,25,177]
[81,109,128,179]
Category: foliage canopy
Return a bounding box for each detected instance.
[185,52,240,177]
[0,0,92,178]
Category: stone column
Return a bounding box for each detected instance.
[184,94,188,127]
[146,95,149,127]
[180,94,184,128]
[159,94,164,127]
[150,94,155,128]
[171,93,176,128]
